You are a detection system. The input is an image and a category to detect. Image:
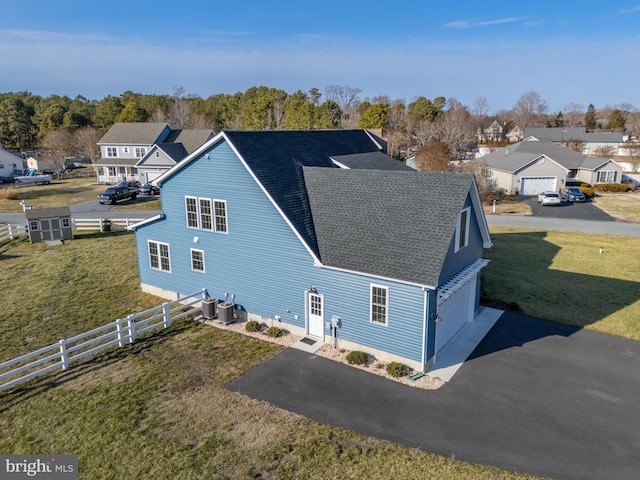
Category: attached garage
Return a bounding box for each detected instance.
[520,176,557,195]
[435,259,489,354]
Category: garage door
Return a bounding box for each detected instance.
[146,171,163,183]
[436,277,476,353]
[520,176,557,195]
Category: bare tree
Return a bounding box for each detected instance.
[620,142,640,172]
[40,130,74,170]
[593,145,616,157]
[513,90,548,128]
[472,96,489,118]
[73,127,102,163]
[435,106,474,161]
[563,102,584,127]
[563,138,586,154]
[324,84,362,128]
[168,85,190,128]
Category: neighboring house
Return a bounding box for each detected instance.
[524,127,624,155]
[130,130,492,371]
[25,207,73,244]
[136,129,215,183]
[94,122,214,184]
[479,139,624,195]
[476,121,523,144]
[0,148,24,179]
[506,126,523,143]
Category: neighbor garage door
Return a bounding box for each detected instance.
[436,276,476,353]
[520,176,557,195]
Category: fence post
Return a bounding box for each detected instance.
[8,223,14,239]
[163,302,172,329]
[100,218,104,232]
[116,318,124,348]
[59,339,69,370]
[201,288,207,300]
[127,315,136,343]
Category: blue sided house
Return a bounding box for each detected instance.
[130,130,492,371]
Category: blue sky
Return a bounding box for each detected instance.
[1,1,639,114]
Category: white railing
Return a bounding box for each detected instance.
[0,223,28,242]
[0,289,208,392]
[73,218,145,232]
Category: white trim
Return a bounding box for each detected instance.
[330,158,351,169]
[421,289,428,367]
[437,259,489,306]
[370,284,389,326]
[363,129,385,150]
[316,262,435,290]
[213,199,228,234]
[148,240,171,273]
[454,206,471,253]
[466,176,492,248]
[190,248,205,273]
[127,213,165,231]
[185,196,199,229]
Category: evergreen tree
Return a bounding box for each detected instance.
[584,104,597,130]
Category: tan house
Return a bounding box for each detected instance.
[479,139,624,195]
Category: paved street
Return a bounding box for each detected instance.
[228,312,640,480]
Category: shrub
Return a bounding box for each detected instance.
[245,320,261,332]
[265,326,282,338]
[346,351,369,365]
[0,188,18,200]
[386,362,409,377]
[593,183,630,193]
[579,186,595,197]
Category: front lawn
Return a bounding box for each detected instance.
[483,227,640,339]
[591,192,640,223]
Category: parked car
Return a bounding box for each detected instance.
[560,186,586,202]
[139,183,160,195]
[117,181,141,193]
[97,185,137,204]
[537,191,561,206]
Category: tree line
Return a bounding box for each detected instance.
[0,86,637,164]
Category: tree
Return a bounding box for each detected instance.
[282,91,313,130]
[593,145,616,157]
[513,90,548,128]
[563,102,584,127]
[621,142,640,172]
[93,96,124,129]
[414,141,453,172]
[308,88,322,106]
[606,109,626,131]
[0,93,36,149]
[40,130,74,170]
[472,97,489,117]
[386,102,406,131]
[115,101,149,122]
[73,127,103,163]
[324,84,361,127]
[584,104,597,130]
[546,111,564,128]
[407,97,439,123]
[564,138,586,154]
[435,106,474,161]
[357,103,389,130]
[313,100,342,129]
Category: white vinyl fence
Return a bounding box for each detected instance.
[0,218,145,241]
[0,289,207,392]
[0,223,27,241]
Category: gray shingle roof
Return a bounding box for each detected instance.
[98,123,171,145]
[224,130,384,256]
[524,127,623,143]
[331,152,413,171]
[303,168,474,286]
[25,206,71,220]
[164,129,215,154]
[480,140,593,172]
[155,143,189,162]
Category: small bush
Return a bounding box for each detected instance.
[245,320,261,332]
[375,363,384,369]
[0,188,18,200]
[593,183,630,193]
[579,186,595,197]
[265,326,282,338]
[386,362,409,378]
[346,351,369,365]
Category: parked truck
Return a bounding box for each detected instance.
[14,169,52,186]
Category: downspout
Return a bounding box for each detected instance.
[421,287,427,370]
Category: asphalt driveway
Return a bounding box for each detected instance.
[228,312,640,480]
[521,196,615,221]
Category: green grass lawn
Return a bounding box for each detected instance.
[0,232,548,479]
[483,227,640,339]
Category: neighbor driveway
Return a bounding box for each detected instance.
[228,312,640,480]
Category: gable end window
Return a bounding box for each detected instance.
[184,196,228,233]
[455,207,470,252]
[106,147,118,157]
[370,285,388,325]
[190,249,205,272]
[148,240,171,272]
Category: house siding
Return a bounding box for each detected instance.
[438,195,484,285]
[135,140,430,366]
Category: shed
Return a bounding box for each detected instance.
[25,207,73,244]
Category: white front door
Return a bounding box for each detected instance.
[307,292,324,338]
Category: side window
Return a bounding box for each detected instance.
[370,285,388,325]
[148,240,171,272]
[455,207,470,252]
[190,249,205,272]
